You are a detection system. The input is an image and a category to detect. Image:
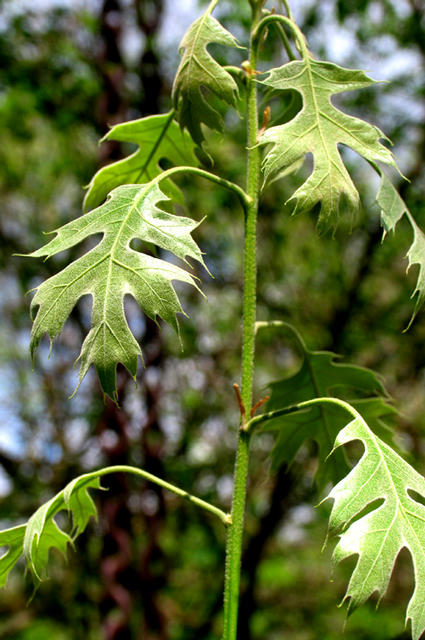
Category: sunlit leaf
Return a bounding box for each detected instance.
[259,59,397,231]
[328,411,425,640]
[377,173,425,327]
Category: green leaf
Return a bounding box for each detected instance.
[259,59,397,231]
[0,462,229,585]
[259,324,391,487]
[377,173,406,236]
[0,475,102,585]
[172,5,240,147]
[29,177,206,400]
[377,174,425,327]
[63,475,100,536]
[327,410,425,640]
[25,518,70,581]
[0,525,26,588]
[84,112,198,212]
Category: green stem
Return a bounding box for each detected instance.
[207,0,219,13]
[224,65,246,81]
[280,0,293,17]
[253,14,310,59]
[247,396,360,433]
[221,4,262,639]
[255,320,306,347]
[44,465,231,526]
[275,23,297,61]
[159,166,251,210]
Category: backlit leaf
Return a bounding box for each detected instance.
[0,525,26,588]
[0,474,102,584]
[172,5,240,146]
[84,112,198,212]
[29,178,206,400]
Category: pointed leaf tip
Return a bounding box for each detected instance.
[172,11,240,147]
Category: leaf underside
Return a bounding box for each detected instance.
[259,325,393,488]
[0,475,101,585]
[84,112,198,212]
[172,10,240,146]
[328,414,425,640]
[29,179,205,400]
[377,174,425,327]
[259,60,397,231]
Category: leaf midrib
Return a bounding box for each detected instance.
[303,57,337,207]
[134,111,174,183]
[101,181,165,353]
[183,12,213,99]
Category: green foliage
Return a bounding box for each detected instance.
[257,324,394,487]
[0,525,26,588]
[84,112,198,212]
[327,407,425,640]
[377,173,425,326]
[172,1,240,147]
[0,475,101,584]
[259,60,397,231]
[28,177,205,400]
[4,2,425,639]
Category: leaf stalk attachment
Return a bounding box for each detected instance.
[91,464,231,524]
[0,464,230,588]
[247,396,360,434]
[163,166,252,210]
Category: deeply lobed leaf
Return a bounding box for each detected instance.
[327,412,425,640]
[84,112,198,212]
[29,178,206,400]
[172,7,240,147]
[259,324,393,487]
[0,475,101,584]
[259,60,397,231]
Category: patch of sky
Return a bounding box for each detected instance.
[0,468,12,497]
[277,503,315,544]
[63,418,90,452]
[43,441,63,463]
[0,369,26,457]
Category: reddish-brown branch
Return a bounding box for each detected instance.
[250,395,270,418]
[233,383,247,427]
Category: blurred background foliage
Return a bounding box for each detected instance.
[0,0,424,638]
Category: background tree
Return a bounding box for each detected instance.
[0,1,424,638]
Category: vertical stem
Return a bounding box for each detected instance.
[222,3,262,639]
